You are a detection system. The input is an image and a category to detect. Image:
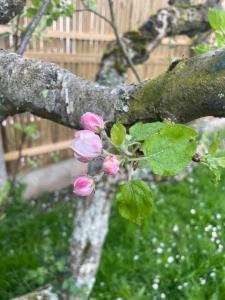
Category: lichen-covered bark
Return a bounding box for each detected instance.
[96,0,221,86]
[69,190,112,300]
[0,50,122,128]
[1,48,225,127]
[0,0,25,24]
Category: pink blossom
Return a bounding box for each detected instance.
[70,130,102,163]
[73,176,95,196]
[103,155,120,175]
[80,112,104,132]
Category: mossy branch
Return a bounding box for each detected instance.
[96,0,221,86]
[1,48,225,127]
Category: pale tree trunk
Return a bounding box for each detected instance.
[69,160,114,300]
[69,189,112,300]
[11,286,58,300]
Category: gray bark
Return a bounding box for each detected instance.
[0,0,25,24]
[1,48,225,126]
[70,189,112,300]
[0,50,121,128]
[11,286,58,300]
[16,0,51,55]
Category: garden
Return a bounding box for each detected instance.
[1,1,225,299]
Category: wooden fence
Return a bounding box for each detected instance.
[1,0,192,173]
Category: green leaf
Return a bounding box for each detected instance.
[26,7,38,18]
[31,0,43,8]
[202,154,222,183]
[209,132,221,155]
[13,123,23,131]
[63,4,75,17]
[129,122,165,141]
[215,31,225,48]
[192,43,213,55]
[54,0,61,7]
[142,124,197,176]
[111,123,126,145]
[52,10,61,21]
[86,0,97,11]
[208,8,225,32]
[46,17,53,27]
[116,180,153,225]
[24,124,38,137]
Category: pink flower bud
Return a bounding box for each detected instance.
[73,176,95,196]
[80,112,104,132]
[70,130,102,163]
[103,155,120,175]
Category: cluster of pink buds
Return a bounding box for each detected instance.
[70,112,120,197]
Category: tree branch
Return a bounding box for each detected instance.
[78,0,141,83]
[16,0,51,55]
[0,0,25,24]
[78,0,114,27]
[1,48,225,127]
[96,0,221,86]
[107,0,141,83]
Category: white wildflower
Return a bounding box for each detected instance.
[167,256,174,264]
[152,283,159,290]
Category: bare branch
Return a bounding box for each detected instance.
[107,0,141,83]
[16,0,51,55]
[77,0,141,82]
[77,0,114,27]
[96,0,220,86]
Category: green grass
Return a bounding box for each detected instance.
[0,189,75,299]
[91,167,225,300]
[1,166,225,299]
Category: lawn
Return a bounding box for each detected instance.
[0,166,225,300]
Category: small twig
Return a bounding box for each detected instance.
[76,7,113,27]
[107,0,141,82]
[195,30,213,45]
[79,0,141,82]
[16,0,51,55]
